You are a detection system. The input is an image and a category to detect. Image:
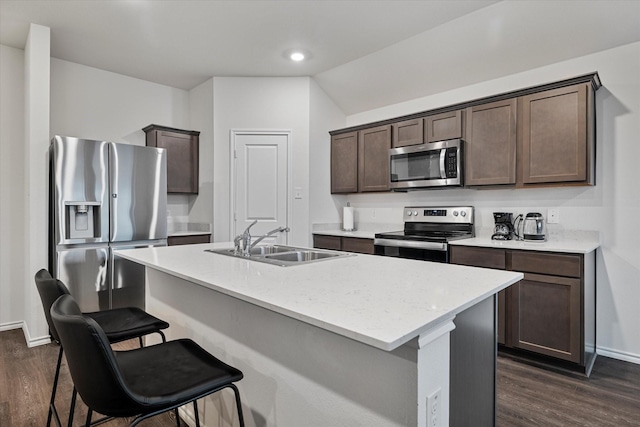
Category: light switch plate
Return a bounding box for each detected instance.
[548,208,559,224]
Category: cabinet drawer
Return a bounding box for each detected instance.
[511,251,581,278]
[450,246,506,269]
[341,237,374,254]
[313,235,342,251]
[168,234,211,246]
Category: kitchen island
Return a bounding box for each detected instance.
[117,243,522,427]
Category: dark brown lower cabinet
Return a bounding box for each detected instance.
[168,234,211,246]
[450,245,596,375]
[512,274,581,363]
[313,234,374,255]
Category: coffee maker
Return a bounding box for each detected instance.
[492,212,515,240]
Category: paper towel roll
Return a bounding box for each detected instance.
[343,206,354,231]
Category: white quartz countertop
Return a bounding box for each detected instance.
[313,225,600,254]
[312,222,402,240]
[450,229,600,254]
[117,242,522,351]
[312,229,378,239]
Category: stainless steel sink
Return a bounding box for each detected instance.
[263,250,338,262]
[212,245,294,256]
[206,245,354,266]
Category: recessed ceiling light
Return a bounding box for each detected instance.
[283,49,311,63]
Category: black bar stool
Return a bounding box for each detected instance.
[34,269,171,427]
[51,293,245,427]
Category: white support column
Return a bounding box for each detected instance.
[24,23,51,345]
[416,318,456,427]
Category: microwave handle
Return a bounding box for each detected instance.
[439,149,446,179]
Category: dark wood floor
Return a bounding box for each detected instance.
[497,353,640,426]
[0,329,178,426]
[1,328,639,426]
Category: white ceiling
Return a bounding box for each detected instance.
[1,1,640,115]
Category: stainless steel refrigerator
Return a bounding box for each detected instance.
[48,135,167,312]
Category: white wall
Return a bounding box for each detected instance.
[309,78,347,225]
[314,42,640,363]
[212,77,311,246]
[0,45,25,329]
[23,24,51,344]
[50,59,190,143]
[187,78,214,226]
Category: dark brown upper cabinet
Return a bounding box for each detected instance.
[331,131,359,193]
[331,125,391,194]
[518,83,594,186]
[392,111,463,148]
[358,125,391,192]
[425,110,463,143]
[392,118,424,148]
[465,99,517,186]
[330,73,600,191]
[144,124,200,194]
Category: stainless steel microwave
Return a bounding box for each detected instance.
[389,139,463,190]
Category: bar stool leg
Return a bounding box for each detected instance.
[174,409,181,426]
[84,408,93,427]
[193,400,200,427]
[231,384,245,427]
[67,388,77,427]
[47,345,64,427]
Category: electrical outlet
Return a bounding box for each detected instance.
[427,388,441,427]
[548,208,560,224]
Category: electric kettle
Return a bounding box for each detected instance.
[522,212,547,242]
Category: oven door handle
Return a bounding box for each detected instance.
[373,238,447,251]
[439,148,446,179]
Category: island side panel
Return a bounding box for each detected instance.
[145,267,426,427]
[449,295,497,426]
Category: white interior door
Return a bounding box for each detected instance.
[232,131,290,245]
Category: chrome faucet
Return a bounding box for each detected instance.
[233,220,290,256]
[250,226,290,250]
[234,220,257,256]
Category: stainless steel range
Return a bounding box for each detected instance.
[374,206,474,263]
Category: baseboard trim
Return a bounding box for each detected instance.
[0,321,23,332]
[597,346,640,365]
[178,406,197,427]
[0,321,51,348]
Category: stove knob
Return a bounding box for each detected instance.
[453,211,459,216]
[406,210,412,216]
[413,210,419,216]
[461,211,467,217]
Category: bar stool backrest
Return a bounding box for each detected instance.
[34,269,71,343]
[50,294,140,417]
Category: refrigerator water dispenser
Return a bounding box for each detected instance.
[65,202,101,239]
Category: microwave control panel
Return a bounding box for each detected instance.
[446,148,458,178]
